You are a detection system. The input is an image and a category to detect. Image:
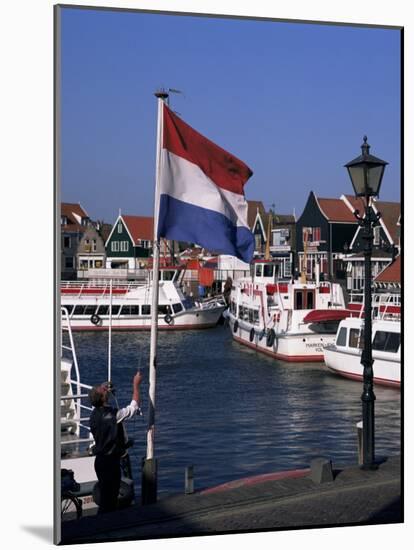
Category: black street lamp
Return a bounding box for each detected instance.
[344,136,388,470]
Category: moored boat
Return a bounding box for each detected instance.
[61,267,226,331]
[226,260,350,362]
[323,316,401,388]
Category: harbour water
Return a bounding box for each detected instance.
[72,325,401,497]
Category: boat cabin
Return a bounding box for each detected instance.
[335,318,401,355]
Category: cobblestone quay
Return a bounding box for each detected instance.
[61,455,401,544]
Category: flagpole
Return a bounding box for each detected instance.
[142,89,168,505]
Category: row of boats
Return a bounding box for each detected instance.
[60,259,400,518]
[61,259,401,388]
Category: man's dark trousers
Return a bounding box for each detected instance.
[95,454,121,513]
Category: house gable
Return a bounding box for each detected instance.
[296,192,329,253]
[105,216,135,258]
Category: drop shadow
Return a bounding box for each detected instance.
[21,525,53,543]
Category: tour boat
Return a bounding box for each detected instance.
[226,260,350,362]
[323,316,401,388]
[61,268,226,331]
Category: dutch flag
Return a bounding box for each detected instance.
[157,103,255,264]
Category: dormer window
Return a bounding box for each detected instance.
[81,217,89,227]
[61,215,68,225]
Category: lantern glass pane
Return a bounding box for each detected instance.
[348,165,366,196]
[366,165,384,195]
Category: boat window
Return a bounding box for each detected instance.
[373,331,400,353]
[142,305,151,316]
[263,264,274,278]
[120,305,139,316]
[253,309,259,324]
[172,303,183,314]
[62,305,74,315]
[248,309,254,323]
[160,270,175,281]
[336,327,347,347]
[306,291,314,310]
[111,305,120,315]
[97,305,109,315]
[84,305,97,315]
[158,305,172,315]
[73,305,85,315]
[349,328,364,349]
[295,291,303,310]
[255,264,262,277]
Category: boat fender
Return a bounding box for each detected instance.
[259,329,266,341]
[249,327,255,342]
[164,314,173,325]
[266,328,276,347]
[90,313,101,326]
[233,320,239,333]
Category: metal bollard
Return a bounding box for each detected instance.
[356,420,363,465]
[185,466,194,494]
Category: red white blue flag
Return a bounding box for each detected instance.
[157,104,255,263]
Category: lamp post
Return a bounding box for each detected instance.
[344,136,388,469]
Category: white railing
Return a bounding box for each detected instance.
[61,307,94,445]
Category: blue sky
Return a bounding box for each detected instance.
[60,7,401,224]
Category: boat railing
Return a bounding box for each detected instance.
[61,307,94,450]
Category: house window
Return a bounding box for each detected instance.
[272,228,290,247]
[63,236,71,249]
[373,226,380,246]
[61,216,68,225]
[111,241,119,252]
[120,241,129,252]
[284,259,292,278]
[65,257,74,269]
[92,239,97,252]
[254,234,262,251]
[118,222,123,233]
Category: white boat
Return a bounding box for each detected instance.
[61,268,226,331]
[226,260,350,362]
[323,316,401,388]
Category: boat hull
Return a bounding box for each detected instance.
[63,307,226,331]
[229,317,335,362]
[324,346,400,388]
